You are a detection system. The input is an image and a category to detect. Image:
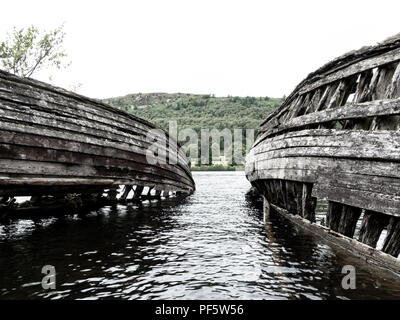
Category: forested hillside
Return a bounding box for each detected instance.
[103,93,282,168]
[103,93,282,134]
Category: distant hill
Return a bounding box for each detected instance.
[103,93,282,134]
[103,93,282,167]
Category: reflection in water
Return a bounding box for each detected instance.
[0,171,400,300]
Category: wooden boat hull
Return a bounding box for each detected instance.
[0,70,195,197]
[246,34,400,258]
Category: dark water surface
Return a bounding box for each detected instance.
[1,171,400,300]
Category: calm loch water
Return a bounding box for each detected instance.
[0,171,400,300]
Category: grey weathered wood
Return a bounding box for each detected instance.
[302,183,316,222]
[0,130,191,184]
[259,34,400,128]
[257,98,400,142]
[266,180,278,205]
[0,142,194,187]
[263,196,270,221]
[387,61,400,98]
[326,201,343,232]
[293,181,303,216]
[382,217,400,257]
[0,105,189,169]
[298,46,400,95]
[274,180,286,209]
[358,211,389,248]
[270,202,400,276]
[284,181,298,214]
[337,205,362,238]
[254,129,400,162]
[0,117,192,185]
[0,159,191,191]
[247,33,400,262]
[0,70,195,198]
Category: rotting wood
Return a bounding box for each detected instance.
[269,203,400,277]
[337,204,362,238]
[326,201,343,232]
[0,70,195,219]
[301,183,316,222]
[383,217,400,257]
[256,98,400,142]
[358,211,389,248]
[246,34,400,267]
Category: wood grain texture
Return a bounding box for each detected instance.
[0,70,195,196]
[247,34,400,251]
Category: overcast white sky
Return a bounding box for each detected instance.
[0,0,399,99]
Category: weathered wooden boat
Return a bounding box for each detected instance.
[0,70,195,216]
[246,34,400,268]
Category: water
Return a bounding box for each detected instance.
[0,171,400,300]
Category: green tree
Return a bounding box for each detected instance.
[0,24,69,77]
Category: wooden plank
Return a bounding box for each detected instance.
[284,180,298,214]
[256,144,400,163]
[0,130,192,183]
[326,201,342,232]
[353,70,373,103]
[387,61,400,98]
[302,183,316,222]
[0,76,158,134]
[0,143,194,187]
[313,184,399,217]
[247,156,400,216]
[375,63,397,100]
[316,82,339,112]
[293,181,303,216]
[382,217,400,257]
[0,109,189,167]
[246,167,315,183]
[337,205,362,238]
[269,202,400,275]
[358,211,389,248]
[0,159,193,191]
[298,46,400,95]
[247,155,400,180]
[0,74,191,170]
[259,34,400,130]
[0,97,185,158]
[0,120,191,177]
[274,180,286,208]
[253,129,400,162]
[256,97,400,142]
[0,177,182,193]
[261,180,279,204]
[304,88,322,114]
[313,171,400,198]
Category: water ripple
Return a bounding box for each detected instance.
[0,172,400,299]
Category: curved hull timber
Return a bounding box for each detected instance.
[0,70,195,201]
[246,34,400,259]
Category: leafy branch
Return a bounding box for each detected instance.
[0,24,70,78]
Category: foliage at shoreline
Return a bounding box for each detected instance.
[190,165,244,171]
